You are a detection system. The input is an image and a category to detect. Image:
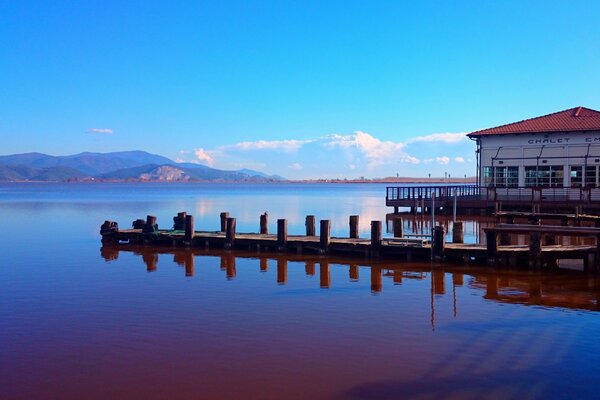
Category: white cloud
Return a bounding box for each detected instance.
[225,139,311,152]
[436,156,450,165]
[454,156,465,163]
[323,131,418,169]
[88,128,113,134]
[407,132,467,144]
[288,163,302,170]
[194,148,215,167]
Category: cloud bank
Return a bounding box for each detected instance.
[88,128,113,134]
[181,130,475,179]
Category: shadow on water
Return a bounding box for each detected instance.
[101,245,600,312]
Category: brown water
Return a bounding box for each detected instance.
[2,183,599,399]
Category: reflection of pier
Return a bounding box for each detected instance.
[100,246,600,312]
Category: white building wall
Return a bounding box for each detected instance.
[477,130,600,186]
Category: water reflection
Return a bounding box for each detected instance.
[100,245,600,312]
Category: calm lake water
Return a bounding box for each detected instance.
[1,183,599,400]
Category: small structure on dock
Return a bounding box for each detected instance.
[387,106,600,214]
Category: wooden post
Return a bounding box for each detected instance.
[349,215,359,238]
[277,219,288,247]
[486,230,498,265]
[432,226,445,262]
[184,215,194,242]
[306,215,316,236]
[173,212,187,230]
[260,213,268,235]
[144,215,157,233]
[452,221,464,244]
[226,254,236,279]
[320,220,331,251]
[143,252,158,272]
[393,218,403,238]
[225,217,236,248]
[371,221,382,257]
[529,231,542,269]
[432,270,445,294]
[220,212,229,232]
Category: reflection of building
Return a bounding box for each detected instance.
[469,107,600,188]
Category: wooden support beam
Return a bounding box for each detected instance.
[306,215,316,236]
[452,221,464,244]
[371,221,382,257]
[277,219,287,247]
[225,217,236,248]
[529,231,542,269]
[486,230,498,265]
[305,260,315,276]
[220,212,229,232]
[393,218,403,238]
[260,258,268,272]
[184,251,194,277]
[260,213,269,234]
[184,215,194,242]
[349,215,359,239]
[432,226,445,262]
[320,220,331,251]
[144,215,157,233]
[349,264,359,281]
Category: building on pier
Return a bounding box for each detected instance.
[387,107,600,213]
[468,106,600,188]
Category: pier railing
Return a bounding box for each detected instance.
[386,185,600,207]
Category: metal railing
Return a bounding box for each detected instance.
[386,185,600,205]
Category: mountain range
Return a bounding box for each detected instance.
[0,151,285,182]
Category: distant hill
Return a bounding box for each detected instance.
[0,151,285,182]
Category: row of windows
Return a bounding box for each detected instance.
[484,165,600,187]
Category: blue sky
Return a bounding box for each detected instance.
[1,1,599,179]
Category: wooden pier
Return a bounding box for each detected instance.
[386,185,600,214]
[100,211,600,273]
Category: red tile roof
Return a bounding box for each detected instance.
[467,107,600,137]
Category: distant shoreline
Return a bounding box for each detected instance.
[1,177,477,184]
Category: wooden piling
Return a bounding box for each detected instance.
[370,221,382,257]
[529,231,542,269]
[432,226,445,262]
[393,218,403,238]
[277,219,288,247]
[144,215,157,233]
[173,212,187,231]
[225,217,236,248]
[260,213,268,235]
[486,230,498,265]
[220,212,229,232]
[320,220,331,251]
[452,221,464,244]
[349,215,359,239]
[184,215,194,242]
[306,215,316,236]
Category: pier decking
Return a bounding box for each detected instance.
[386,185,600,214]
[100,211,600,273]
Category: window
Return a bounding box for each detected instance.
[493,166,519,187]
[483,167,493,187]
[525,166,563,187]
[585,165,597,187]
[570,166,583,187]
